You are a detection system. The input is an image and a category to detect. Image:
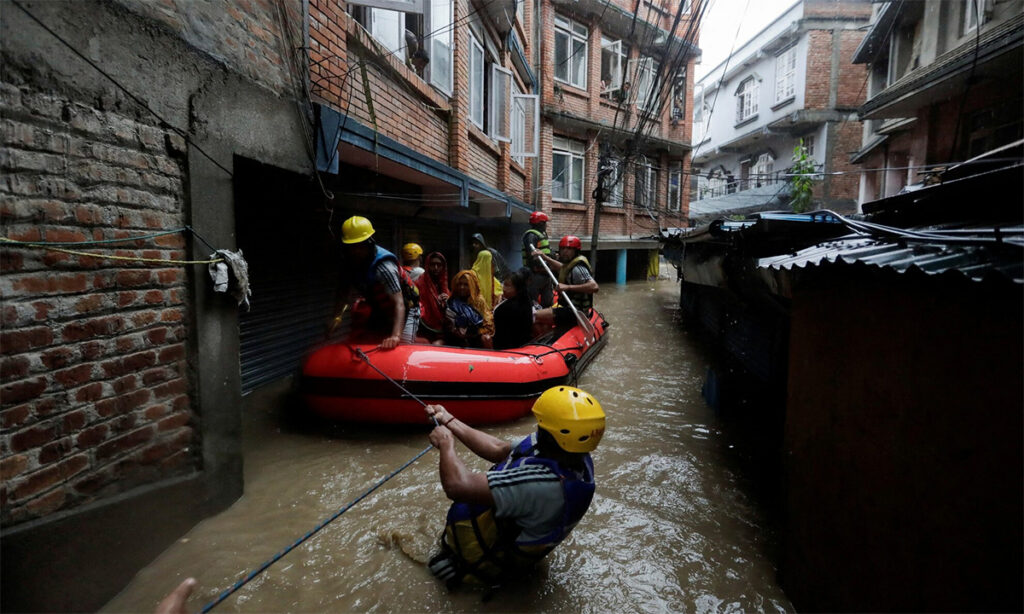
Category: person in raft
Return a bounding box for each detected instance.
[491,270,534,350]
[401,242,425,282]
[415,251,449,344]
[333,216,420,349]
[424,385,605,589]
[443,269,494,348]
[533,235,598,330]
[521,211,554,307]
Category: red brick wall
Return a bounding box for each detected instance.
[804,31,833,110]
[1,79,195,527]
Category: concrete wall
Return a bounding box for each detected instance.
[1,0,310,609]
[781,267,1023,611]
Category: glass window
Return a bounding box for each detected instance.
[469,33,485,129]
[511,81,525,165]
[668,162,682,212]
[512,90,539,160]
[775,45,797,103]
[635,157,658,209]
[600,37,626,95]
[601,155,623,206]
[552,136,585,202]
[428,0,453,94]
[369,9,405,61]
[490,65,512,142]
[963,0,982,34]
[736,77,758,123]
[631,57,658,111]
[554,15,588,89]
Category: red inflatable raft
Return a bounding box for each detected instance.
[301,309,609,425]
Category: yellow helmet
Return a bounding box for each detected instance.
[402,243,423,260]
[532,386,605,453]
[341,216,375,244]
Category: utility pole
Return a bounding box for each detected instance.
[591,146,611,274]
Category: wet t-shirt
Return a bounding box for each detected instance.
[487,463,564,542]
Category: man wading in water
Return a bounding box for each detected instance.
[424,386,605,589]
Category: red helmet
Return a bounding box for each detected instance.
[559,235,582,249]
[529,211,550,224]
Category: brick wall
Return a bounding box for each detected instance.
[0,76,195,527]
[115,0,301,96]
[804,30,833,110]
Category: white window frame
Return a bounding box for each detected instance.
[963,0,983,34]
[736,77,758,124]
[511,88,539,161]
[602,155,623,207]
[600,37,625,95]
[369,8,406,61]
[668,162,682,212]
[630,56,658,111]
[803,135,815,157]
[554,15,588,89]
[490,64,512,142]
[775,45,797,103]
[427,0,453,94]
[516,0,524,24]
[752,153,774,185]
[469,33,485,130]
[635,157,658,209]
[552,136,585,203]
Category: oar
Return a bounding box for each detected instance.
[534,255,596,345]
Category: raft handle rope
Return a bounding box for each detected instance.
[200,349,439,613]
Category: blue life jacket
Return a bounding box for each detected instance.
[438,433,595,584]
[358,246,419,332]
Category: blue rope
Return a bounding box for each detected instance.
[199,349,441,613]
[199,444,435,613]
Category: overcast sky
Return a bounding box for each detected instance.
[695,0,798,80]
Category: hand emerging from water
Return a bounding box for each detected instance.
[155,578,196,614]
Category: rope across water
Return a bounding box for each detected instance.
[198,348,438,613]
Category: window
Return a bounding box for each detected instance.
[634,157,658,209]
[630,56,659,111]
[735,77,758,124]
[552,136,585,202]
[554,15,587,89]
[600,154,623,206]
[803,135,815,157]
[668,162,682,212]
[775,45,797,103]
[752,152,774,186]
[671,68,686,120]
[427,0,453,93]
[516,0,524,24]
[600,37,627,96]
[963,0,983,34]
[490,64,512,142]
[469,33,485,129]
[511,81,526,165]
[365,8,406,61]
[511,87,539,161]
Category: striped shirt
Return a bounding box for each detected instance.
[487,461,564,542]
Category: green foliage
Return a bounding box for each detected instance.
[790,139,815,213]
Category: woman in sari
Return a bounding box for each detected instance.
[444,270,494,348]
[415,251,449,344]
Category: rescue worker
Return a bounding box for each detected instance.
[521,211,554,307]
[402,242,425,282]
[335,216,420,349]
[534,235,598,330]
[424,385,605,588]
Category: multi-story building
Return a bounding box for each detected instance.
[851,0,1023,203]
[311,0,700,279]
[690,0,870,221]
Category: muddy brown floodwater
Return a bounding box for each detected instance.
[103,278,793,613]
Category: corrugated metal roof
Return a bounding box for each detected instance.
[758,231,1024,284]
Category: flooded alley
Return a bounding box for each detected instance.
[103,279,791,613]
